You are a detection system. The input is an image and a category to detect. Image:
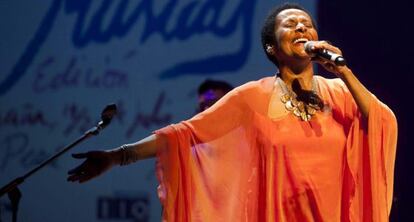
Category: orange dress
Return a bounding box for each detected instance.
[155,76,397,222]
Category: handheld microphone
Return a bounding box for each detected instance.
[304,41,346,66]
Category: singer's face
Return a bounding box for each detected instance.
[273,9,318,62]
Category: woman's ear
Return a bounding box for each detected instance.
[266,44,275,55]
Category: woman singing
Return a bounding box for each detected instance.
[68,3,397,221]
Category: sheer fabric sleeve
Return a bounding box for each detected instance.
[332,80,398,221]
[153,83,261,221]
[183,86,253,142]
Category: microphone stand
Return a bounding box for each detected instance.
[0,104,117,222]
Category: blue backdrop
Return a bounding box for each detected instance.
[0,1,316,221]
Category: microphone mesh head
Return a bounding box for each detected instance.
[304,41,313,52]
[304,41,316,57]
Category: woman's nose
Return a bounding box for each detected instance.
[296,23,306,32]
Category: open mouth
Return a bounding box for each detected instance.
[293,38,309,44]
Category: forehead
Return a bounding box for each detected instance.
[276,9,312,22]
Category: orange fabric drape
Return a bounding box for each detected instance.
[155,76,397,222]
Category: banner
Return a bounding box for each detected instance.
[0,1,315,221]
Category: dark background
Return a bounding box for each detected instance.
[318,0,413,220]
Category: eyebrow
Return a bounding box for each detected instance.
[282,18,297,24]
[283,16,312,25]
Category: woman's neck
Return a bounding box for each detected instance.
[278,63,314,91]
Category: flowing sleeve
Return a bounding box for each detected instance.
[181,85,254,142]
[333,80,398,221]
[153,82,263,221]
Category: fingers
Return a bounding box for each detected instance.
[67,162,98,183]
[312,56,329,65]
[68,152,92,182]
[78,173,96,183]
[67,170,95,183]
[67,172,81,182]
[72,152,88,159]
[67,161,87,174]
[323,62,336,71]
[311,40,342,55]
[67,150,109,183]
[312,57,338,73]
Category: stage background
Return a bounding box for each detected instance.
[318,0,413,221]
[0,0,412,221]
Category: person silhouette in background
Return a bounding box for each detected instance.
[197,79,233,113]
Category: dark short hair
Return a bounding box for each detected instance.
[261,3,317,67]
[198,79,233,95]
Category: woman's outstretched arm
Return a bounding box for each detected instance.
[67,134,167,183]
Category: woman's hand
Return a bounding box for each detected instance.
[67,135,160,183]
[67,150,120,183]
[310,40,374,118]
[310,41,351,79]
